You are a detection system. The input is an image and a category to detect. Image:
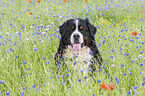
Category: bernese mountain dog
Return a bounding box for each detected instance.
[55,18,102,74]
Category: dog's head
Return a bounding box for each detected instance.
[59,18,96,50]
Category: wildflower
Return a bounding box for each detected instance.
[43,83,46,86]
[120,64,124,68]
[37,0,41,3]
[0,80,3,84]
[28,0,32,3]
[141,10,144,13]
[97,80,101,82]
[65,74,69,76]
[114,77,118,81]
[29,12,33,15]
[32,85,35,88]
[84,76,87,79]
[33,48,37,51]
[127,91,131,95]
[22,87,26,90]
[77,79,81,83]
[108,83,115,91]
[140,63,143,66]
[64,0,67,3]
[98,69,102,71]
[101,83,109,90]
[142,82,145,86]
[131,31,137,36]
[23,61,27,64]
[85,0,87,2]
[6,92,10,95]
[143,77,145,81]
[42,57,46,59]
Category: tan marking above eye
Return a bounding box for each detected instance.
[72,26,74,29]
[80,26,83,29]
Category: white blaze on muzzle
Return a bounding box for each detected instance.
[70,19,84,51]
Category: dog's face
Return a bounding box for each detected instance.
[59,18,96,50]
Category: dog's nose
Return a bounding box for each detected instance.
[73,33,80,39]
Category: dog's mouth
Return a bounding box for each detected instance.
[72,43,84,51]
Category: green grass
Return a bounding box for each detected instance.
[0,0,145,95]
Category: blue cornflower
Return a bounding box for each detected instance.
[98,69,102,71]
[23,61,27,64]
[140,63,143,66]
[133,86,138,90]
[33,48,38,51]
[110,56,113,59]
[120,64,124,68]
[84,76,87,79]
[80,70,83,72]
[129,72,132,75]
[43,83,46,86]
[142,82,145,86]
[74,62,76,65]
[97,80,101,82]
[61,81,65,85]
[0,80,3,84]
[131,60,135,63]
[6,92,10,95]
[42,57,46,59]
[67,69,70,72]
[140,51,143,54]
[21,91,24,96]
[127,91,131,95]
[117,80,120,83]
[36,88,39,90]
[77,79,81,83]
[89,52,92,54]
[32,84,35,88]
[123,73,127,75]
[28,67,30,70]
[22,87,26,90]
[15,55,18,58]
[65,74,69,76]
[49,77,52,79]
[91,94,95,96]
[143,77,145,81]
[114,77,118,81]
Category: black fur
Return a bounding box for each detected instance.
[55,18,102,65]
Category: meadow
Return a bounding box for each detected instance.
[0,0,145,95]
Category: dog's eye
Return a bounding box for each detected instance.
[72,26,74,29]
[80,26,83,30]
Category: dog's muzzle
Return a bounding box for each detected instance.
[70,32,84,51]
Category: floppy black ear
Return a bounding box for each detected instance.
[85,18,96,37]
[59,22,67,37]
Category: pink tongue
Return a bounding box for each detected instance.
[73,44,81,51]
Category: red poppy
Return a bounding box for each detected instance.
[85,0,87,2]
[141,10,144,13]
[28,0,32,3]
[101,83,109,90]
[108,83,115,91]
[64,0,67,3]
[29,12,33,15]
[131,31,137,36]
[37,0,41,3]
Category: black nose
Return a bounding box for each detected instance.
[73,33,80,39]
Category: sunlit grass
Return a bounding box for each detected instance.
[0,0,145,95]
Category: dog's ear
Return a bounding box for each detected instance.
[59,21,67,37]
[85,18,96,37]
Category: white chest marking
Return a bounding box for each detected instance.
[64,45,93,62]
[63,46,93,75]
